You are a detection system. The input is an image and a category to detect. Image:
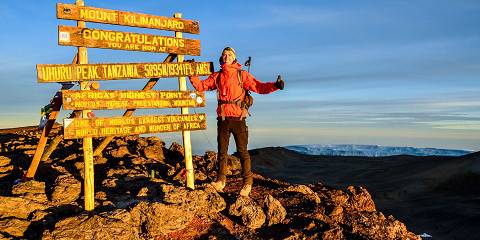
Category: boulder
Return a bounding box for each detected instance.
[51,174,81,205]
[143,145,164,162]
[43,209,140,240]
[0,217,31,238]
[264,195,286,226]
[346,186,376,212]
[110,146,130,158]
[130,201,194,237]
[11,180,48,203]
[161,184,226,215]
[229,196,265,229]
[0,156,11,167]
[284,185,321,204]
[0,196,50,219]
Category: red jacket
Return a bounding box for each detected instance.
[189,62,278,117]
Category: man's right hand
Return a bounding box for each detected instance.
[275,75,285,90]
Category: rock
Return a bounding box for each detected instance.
[0,217,31,238]
[322,226,344,239]
[110,146,130,158]
[284,185,321,204]
[0,156,11,167]
[226,155,242,175]
[51,174,81,205]
[328,205,344,224]
[0,165,13,174]
[169,142,184,156]
[346,186,376,212]
[130,201,194,237]
[161,184,226,215]
[95,156,109,165]
[131,157,148,165]
[347,211,420,239]
[143,145,164,162]
[11,180,48,203]
[264,195,286,226]
[44,209,140,240]
[229,196,266,229]
[0,196,50,219]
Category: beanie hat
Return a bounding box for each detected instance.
[219,46,237,65]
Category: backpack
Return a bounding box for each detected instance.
[216,70,253,120]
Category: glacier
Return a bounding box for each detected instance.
[284,144,473,157]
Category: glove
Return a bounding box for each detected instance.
[275,75,284,90]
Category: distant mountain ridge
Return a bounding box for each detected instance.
[285,144,473,157]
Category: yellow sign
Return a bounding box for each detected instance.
[62,90,206,110]
[63,114,207,139]
[57,3,200,34]
[58,26,201,55]
[37,62,213,82]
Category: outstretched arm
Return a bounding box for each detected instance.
[243,71,279,94]
[189,72,218,91]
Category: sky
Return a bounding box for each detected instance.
[0,0,479,154]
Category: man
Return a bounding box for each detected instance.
[189,47,284,196]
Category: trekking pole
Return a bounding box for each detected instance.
[244,56,251,73]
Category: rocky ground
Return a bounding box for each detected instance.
[0,126,420,239]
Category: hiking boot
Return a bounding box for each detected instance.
[211,180,226,192]
[239,184,252,197]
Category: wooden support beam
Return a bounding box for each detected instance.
[24,92,62,179]
[175,13,195,190]
[92,53,177,157]
[24,53,79,179]
[76,0,95,212]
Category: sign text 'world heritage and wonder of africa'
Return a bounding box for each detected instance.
[63,114,207,139]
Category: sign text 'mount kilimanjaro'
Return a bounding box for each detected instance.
[63,114,207,139]
[57,3,200,34]
[58,25,200,55]
[37,62,213,82]
[62,90,206,110]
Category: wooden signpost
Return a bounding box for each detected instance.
[62,90,206,110]
[57,3,200,34]
[37,61,213,82]
[29,0,210,211]
[58,25,201,55]
[64,114,206,139]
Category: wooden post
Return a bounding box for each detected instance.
[174,13,195,190]
[92,53,177,157]
[24,92,62,179]
[25,53,79,179]
[76,0,95,211]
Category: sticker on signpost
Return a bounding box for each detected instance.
[59,32,70,42]
[196,96,203,104]
[64,118,73,128]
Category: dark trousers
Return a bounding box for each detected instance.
[217,117,252,185]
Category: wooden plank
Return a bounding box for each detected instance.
[63,113,206,139]
[58,25,201,55]
[37,61,213,82]
[62,90,206,110]
[74,0,95,212]
[57,3,200,34]
[174,13,195,190]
